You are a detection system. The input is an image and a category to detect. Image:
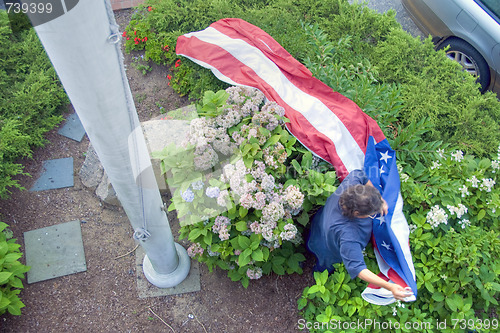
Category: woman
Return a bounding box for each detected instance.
[307,169,412,301]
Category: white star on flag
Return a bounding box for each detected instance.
[381,241,391,251]
[380,150,392,163]
[376,216,385,225]
[380,165,385,174]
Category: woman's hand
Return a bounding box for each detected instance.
[380,198,388,216]
[388,284,413,301]
[358,269,413,301]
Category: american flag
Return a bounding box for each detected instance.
[176,18,417,304]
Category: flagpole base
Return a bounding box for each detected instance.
[142,243,191,288]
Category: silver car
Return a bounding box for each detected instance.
[402,0,500,94]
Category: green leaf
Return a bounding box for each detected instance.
[242,144,252,155]
[188,228,202,242]
[272,264,285,275]
[239,207,248,218]
[251,249,264,262]
[477,209,486,220]
[262,247,270,261]
[238,248,252,267]
[9,277,24,289]
[0,272,13,284]
[0,242,8,256]
[235,221,248,232]
[238,236,251,249]
[264,134,281,149]
[432,292,444,302]
[291,159,303,174]
[297,297,308,310]
[4,253,22,263]
[0,296,11,309]
[308,285,320,294]
[445,297,458,312]
[297,211,309,226]
[203,232,212,246]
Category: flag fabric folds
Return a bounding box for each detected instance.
[176,18,417,305]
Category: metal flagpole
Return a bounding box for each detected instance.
[28,0,190,288]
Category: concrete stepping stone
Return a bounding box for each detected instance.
[24,220,87,284]
[30,157,74,191]
[58,113,86,142]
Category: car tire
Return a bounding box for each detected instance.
[437,38,490,93]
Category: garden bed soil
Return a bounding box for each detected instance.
[0,9,315,333]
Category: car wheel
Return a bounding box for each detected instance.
[437,38,490,93]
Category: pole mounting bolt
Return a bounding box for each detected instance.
[133,228,151,241]
[107,33,120,44]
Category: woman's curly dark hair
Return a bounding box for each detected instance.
[339,184,383,219]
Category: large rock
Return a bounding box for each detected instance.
[78,144,103,188]
[95,173,120,206]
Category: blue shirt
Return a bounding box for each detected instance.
[307,169,373,279]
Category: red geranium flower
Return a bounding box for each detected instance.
[134,31,137,35]
[143,37,147,42]
[175,59,181,68]
[148,6,153,11]
[122,31,127,37]
[167,74,172,80]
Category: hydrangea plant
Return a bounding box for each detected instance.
[154,86,338,287]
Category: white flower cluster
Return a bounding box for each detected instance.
[397,163,409,182]
[447,204,468,218]
[187,243,204,257]
[466,175,496,192]
[263,142,287,169]
[458,185,470,197]
[246,267,263,280]
[280,223,300,243]
[185,86,267,171]
[426,205,448,229]
[216,160,305,247]
[212,216,231,241]
[451,150,464,162]
[181,188,195,203]
[430,161,441,170]
[480,178,496,192]
[226,86,265,115]
[492,160,500,173]
[467,176,480,188]
[458,219,471,229]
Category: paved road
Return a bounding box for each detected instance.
[349,0,423,37]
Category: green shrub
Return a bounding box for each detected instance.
[371,29,500,156]
[0,12,68,198]
[0,222,30,316]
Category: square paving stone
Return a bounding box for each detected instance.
[30,157,74,191]
[58,113,86,142]
[24,220,87,284]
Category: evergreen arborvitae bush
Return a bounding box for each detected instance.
[370,28,500,157]
[0,12,68,198]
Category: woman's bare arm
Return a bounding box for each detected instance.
[357,269,412,301]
